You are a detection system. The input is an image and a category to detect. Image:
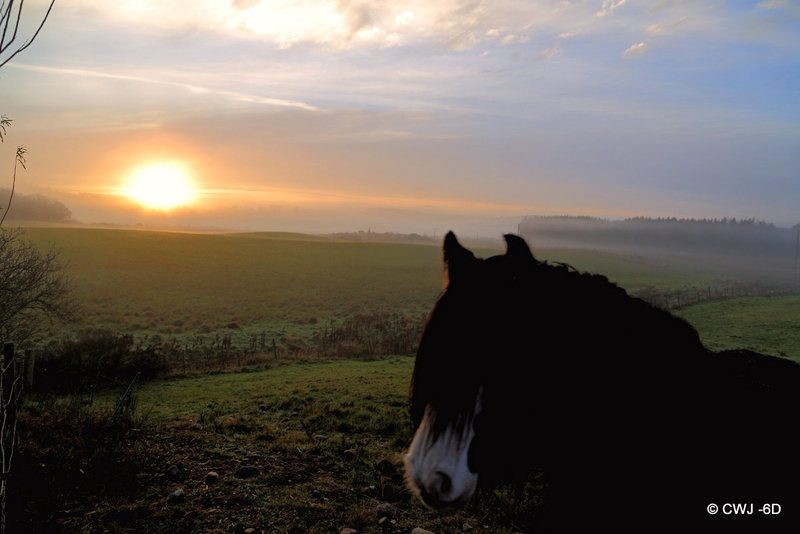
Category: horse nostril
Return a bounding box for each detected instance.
[437,471,452,494]
[426,470,452,497]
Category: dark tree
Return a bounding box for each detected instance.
[0,227,76,345]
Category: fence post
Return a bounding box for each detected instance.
[794,229,799,286]
[23,350,34,391]
[1,342,19,534]
[1,343,13,397]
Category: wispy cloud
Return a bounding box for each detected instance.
[7,63,319,111]
[597,0,627,18]
[622,42,651,59]
[645,16,690,35]
[63,0,778,60]
[533,45,561,62]
[757,0,800,17]
[56,1,597,52]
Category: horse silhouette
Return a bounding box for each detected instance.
[405,232,800,530]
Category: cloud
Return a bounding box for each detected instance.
[645,16,690,35]
[338,0,375,38]
[622,42,650,58]
[756,0,784,9]
[757,0,800,17]
[7,63,319,112]
[395,10,415,25]
[597,0,627,17]
[61,1,600,52]
[231,0,260,10]
[501,34,517,46]
[533,45,561,62]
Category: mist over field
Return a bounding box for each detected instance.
[520,215,800,283]
[8,188,800,285]
[0,189,73,223]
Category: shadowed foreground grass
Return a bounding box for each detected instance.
[10,357,545,533]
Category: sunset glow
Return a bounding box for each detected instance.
[124,163,196,211]
[2,0,798,232]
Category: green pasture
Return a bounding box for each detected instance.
[22,227,445,343]
[20,357,546,533]
[676,295,800,360]
[21,225,759,344]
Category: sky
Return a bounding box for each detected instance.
[0,0,798,235]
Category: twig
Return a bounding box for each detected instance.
[0,0,55,69]
[110,371,140,422]
[0,146,24,227]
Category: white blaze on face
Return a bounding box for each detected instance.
[404,390,482,508]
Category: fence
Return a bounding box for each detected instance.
[1,343,24,534]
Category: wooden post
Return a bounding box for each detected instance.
[1,343,14,406]
[23,350,35,390]
[1,343,17,534]
[794,229,799,286]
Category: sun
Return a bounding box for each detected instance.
[124,162,196,210]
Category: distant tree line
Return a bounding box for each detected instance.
[0,189,72,223]
[519,215,798,264]
[329,230,435,244]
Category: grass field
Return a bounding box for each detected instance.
[22,227,445,344]
[7,224,799,532]
[13,357,546,533]
[21,225,772,345]
[676,295,800,360]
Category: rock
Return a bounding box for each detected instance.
[376,502,396,518]
[205,471,220,485]
[313,434,328,442]
[168,488,185,502]
[235,465,260,479]
[165,464,181,481]
[411,529,435,534]
[462,523,473,532]
[341,529,358,534]
[244,529,256,534]
[376,459,397,477]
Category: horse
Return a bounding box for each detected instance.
[404,232,800,530]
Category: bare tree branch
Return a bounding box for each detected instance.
[0,146,23,228]
[0,116,10,143]
[0,0,55,69]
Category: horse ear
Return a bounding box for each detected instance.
[504,234,536,264]
[444,231,476,284]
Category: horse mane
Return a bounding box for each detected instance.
[497,249,704,358]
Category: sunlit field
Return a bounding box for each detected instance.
[23,227,444,345]
[23,225,787,347]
